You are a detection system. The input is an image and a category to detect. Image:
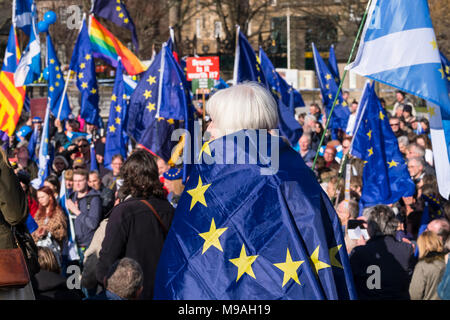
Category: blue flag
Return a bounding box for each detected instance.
[440,51,450,95]
[259,47,305,110]
[312,43,350,133]
[14,0,34,36]
[104,60,128,168]
[92,0,139,52]
[154,130,356,299]
[90,143,98,171]
[31,101,51,189]
[68,18,102,128]
[351,82,415,210]
[328,44,340,86]
[127,42,194,181]
[347,0,450,199]
[233,28,302,145]
[27,126,38,163]
[46,32,71,120]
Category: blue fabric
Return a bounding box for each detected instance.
[154,129,356,300]
[25,213,38,234]
[104,61,128,168]
[92,0,139,52]
[14,0,34,36]
[68,19,101,127]
[351,83,415,211]
[311,43,350,132]
[32,104,51,189]
[328,44,340,86]
[46,32,71,120]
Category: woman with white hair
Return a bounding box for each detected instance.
[154,82,356,300]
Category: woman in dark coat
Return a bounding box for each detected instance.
[96,150,175,299]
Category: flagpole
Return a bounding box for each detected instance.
[311,0,373,171]
[155,43,166,118]
[232,25,240,86]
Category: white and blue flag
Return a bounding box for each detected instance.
[14,0,40,86]
[347,0,450,199]
[13,0,34,35]
[31,100,51,190]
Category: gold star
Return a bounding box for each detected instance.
[49,86,54,92]
[388,159,399,168]
[49,59,55,64]
[146,102,156,112]
[198,218,228,254]
[124,18,129,24]
[368,147,374,157]
[56,74,61,79]
[90,88,97,94]
[109,125,116,132]
[198,141,212,161]
[367,130,372,140]
[430,39,437,50]
[438,67,445,79]
[328,94,332,99]
[379,110,385,120]
[309,245,330,275]
[122,94,127,100]
[55,66,59,71]
[80,62,86,69]
[342,101,347,107]
[256,64,260,72]
[147,75,157,85]
[428,106,436,118]
[329,245,343,269]
[81,82,88,89]
[85,54,91,61]
[229,244,258,282]
[115,117,121,125]
[119,12,124,18]
[55,81,59,87]
[325,73,332,80]
[143,90,152,99]
[116,5,121,11]
[115,105,122,113]
[325,84,330,89]
[157,117,164,122]
[274,248,304,287]
[111,94,117,102]
[186,175,211,210]
[166,118,175,125]
[78,72,84,79]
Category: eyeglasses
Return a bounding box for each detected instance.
[390,123,399,126]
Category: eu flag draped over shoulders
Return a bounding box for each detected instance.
[312,43,350,133]
[69,17,101,128]
[91,0,139,52]
[154,130,356,299]
[46,32,71,120]
[104,60,128,168]
[127,42,193,170]
[234,28,302,145]
[351,82,415,210]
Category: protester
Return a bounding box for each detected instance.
[297,134,316,166]
[409,231,446,300]
[97,150,174,299]
[88,170,115,218]
[162,167,185,208]
[102,154,123,194]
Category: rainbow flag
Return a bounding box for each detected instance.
[0,26,26,137]
[88,15,146,75]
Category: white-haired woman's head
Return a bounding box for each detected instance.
[206,82,279,139]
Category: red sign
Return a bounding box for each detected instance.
[186,56,220,81]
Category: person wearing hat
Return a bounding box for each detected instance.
[32,116,42,132]
[163,167,184,208]
[73,157,87,170]
[51,155,70,178]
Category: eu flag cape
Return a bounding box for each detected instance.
[154,130,356,300]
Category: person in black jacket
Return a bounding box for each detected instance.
[349,205,417,300]
[96,149,174,300]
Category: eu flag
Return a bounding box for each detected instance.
[127,42,194,180]
[154,130,356,299]
[234,28,302,145]
[259,47,305,110]
[328,44,340,86]
[92,0,139,52]
[312,43,350,133]
[68,18,101,128]
[104,60,128,168]
[351,82,415,210]
[46,32,71,120]
[440,51,450,94]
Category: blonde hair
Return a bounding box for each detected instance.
[64,169,74,181]
[417,231,444,259]
[206,82,278,138]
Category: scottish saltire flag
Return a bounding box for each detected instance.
[328,44,340,86]
[69,18,102,128]
[13,0,33,36]
[347,0,450,199]
[14,1,40,87]
[127,42,194,182]
[154,130,356,299]
[91,0,139,52]
[233,28,302,145]
[46,32,71,120]
[104,60,128,168]
[259,47,305,110]
[351,82,415,210]
[0,26,26,138]
[31,101,51,189]
[312,43,350,133]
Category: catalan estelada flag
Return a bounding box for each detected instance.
[0,26,26,137]
[88,15,145,75]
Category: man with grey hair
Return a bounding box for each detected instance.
[406,144,435,176]
[90,257,144,300]
[303,115,317,134]
[407,157,425,184]
[397,136,409,156]
[349,205,416,300]
[298,134,315,167]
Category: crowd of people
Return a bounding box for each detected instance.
[0,85,449,300]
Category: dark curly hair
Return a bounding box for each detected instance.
[120,149,165,199]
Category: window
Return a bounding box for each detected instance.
[196,18,201,39]
[214,21,222,38]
